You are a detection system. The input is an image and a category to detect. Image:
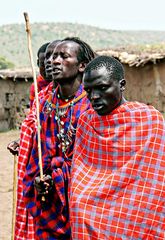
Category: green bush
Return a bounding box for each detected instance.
[0,56,14,69]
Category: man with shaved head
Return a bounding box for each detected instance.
[70,55,165,239]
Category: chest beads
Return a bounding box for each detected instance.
[43,91,76,156]
[55,99,76,155]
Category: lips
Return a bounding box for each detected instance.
[45,66,52,74]
[92,103,104,111]
[52,67,61,74]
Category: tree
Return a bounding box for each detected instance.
[0,56,14,69]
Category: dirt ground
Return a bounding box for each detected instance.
[0,130,20,240]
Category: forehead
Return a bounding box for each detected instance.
[53,41,80,54]
[46,41,60,52]
[84,66,110,85]
[46,44,56,52]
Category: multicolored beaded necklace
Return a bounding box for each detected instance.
[43,87,86,156]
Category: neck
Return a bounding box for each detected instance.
[120,97,127,105]
[57,78,81,100]
[113,96,127,112]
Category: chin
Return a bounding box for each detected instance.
[46,74,52,80]
[53,77,61,82]
[95,109,106,116]
[97,112,106,116]
[52,73,62,80]
[96,108,111,116]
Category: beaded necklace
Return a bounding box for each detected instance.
[43,87,86,157]
[55,98,75,155]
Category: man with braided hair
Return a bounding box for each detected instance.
[23,37,96,239]
[70,55,165,239]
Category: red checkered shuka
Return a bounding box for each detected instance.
[29,74,50,109]
[15,82,53,240]
[70,101,165,240]
[23,84,91,239]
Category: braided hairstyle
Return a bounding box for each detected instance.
[61,37,96,64]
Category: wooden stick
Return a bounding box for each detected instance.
[11,155,17,240]
[23,12,43,180]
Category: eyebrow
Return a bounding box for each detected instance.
[85,80,109,86]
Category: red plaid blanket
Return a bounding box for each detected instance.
[70,101,165,239]
[15,82,53,239]
[29,74,50,109]
[23,85,91,239]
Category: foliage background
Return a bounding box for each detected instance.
[1,22,165,68]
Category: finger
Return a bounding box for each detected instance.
[44,182,50,187]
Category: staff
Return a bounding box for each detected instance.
[11,154,17,240]
[23,12,43,180]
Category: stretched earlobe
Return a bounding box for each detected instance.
[119,79,126,92]
[120,86,125,92]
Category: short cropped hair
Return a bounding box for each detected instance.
[84,55,125,81]
[37,42,50,57]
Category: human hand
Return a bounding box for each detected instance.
[34,174,53,196]
[7,139,20,156]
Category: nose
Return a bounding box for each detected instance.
[47,55,53,64]
[45,59,51,68]
[44,54,53,67]
[52,55,61,65]
[90,90,100,100]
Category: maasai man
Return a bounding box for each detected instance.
[7,42,51,157]
[29,42,51,108]
[14,40,60,240]
[70,55,165,239]
[23,37,96,239]
[7,42,52,156]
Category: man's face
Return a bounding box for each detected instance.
[38,52,46,79]
[44,42,59,81]
[51,41,81,83]
[83,66,122,115]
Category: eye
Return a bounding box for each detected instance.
[52,53,57,60]
[45,53,51,59]
[62,53,69,59]
[100,86,108,90]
